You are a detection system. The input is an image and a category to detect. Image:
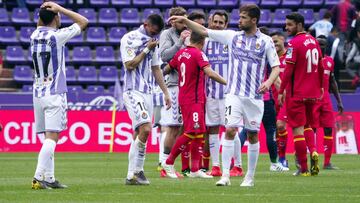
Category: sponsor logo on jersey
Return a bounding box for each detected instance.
[286,48,293,59]
[194,122,200,129]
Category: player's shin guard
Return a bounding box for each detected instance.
[181,142,191,171]
[166,134,192,165]
[294,135,308,173]
[201,148,210,170]
[221,139,234,177]
[34,139,56,181]
[247,142,260,178]
[134,137,147,172]
[276,129,288,159]
[127,139,136,179]
[191,135,203,172]
[209,134,220,166]
[323,128,334,166]
[233,134,242,167]
[304,127,316,155]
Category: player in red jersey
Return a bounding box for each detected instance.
[162,32,227,178]
[270,31,290,168]
[279,13,324,176]
[314,35,344,170]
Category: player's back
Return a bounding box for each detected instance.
[321,56,334,93]
[30,24,81,98]
[286,33,322,99]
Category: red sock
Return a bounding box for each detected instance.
[190,135,203,172]
[294,135,308,172]
[166,134,192,165]
[276,129,288,159]
[304,126,316,155]
[181,142,191,171]
[323,132,333,166]
[201,140,210,170]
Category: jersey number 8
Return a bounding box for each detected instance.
[180,63,186,87]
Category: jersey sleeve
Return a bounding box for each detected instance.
[197,51,210,69]
[265,38,280,68]
[168,51,178,69]
[207,29,236,46]
[55,23,81,45]
[285,41,297,64]
[151,46,161,66]
[120,33,137,63]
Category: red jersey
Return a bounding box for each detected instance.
[279,52,287,79]
[321,56,334,93]
[281,32,323,99]
[169,46,210,105]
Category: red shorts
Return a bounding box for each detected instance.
[180,103,206,134]
[313,95,335,128]
[276,102,287,122]
[286,97,319,128]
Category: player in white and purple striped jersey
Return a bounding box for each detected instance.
[31,2,88,190]
[169,4,280,187]
[121,14,171,185]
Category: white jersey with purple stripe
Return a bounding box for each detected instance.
[121,25,161,94]
[30,24,81,98]
[207,29,280,100]
[203,38,229,99]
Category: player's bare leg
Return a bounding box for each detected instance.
[240,131,259,187]
[216,127,236,186]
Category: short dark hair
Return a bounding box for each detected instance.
[286,12,305,27]
[169,6,187,17]
[212,10,229,24]
[323,11,332,19]
[270,31,286,38]
[239,4,261,24]
[317,35,327,40]
[190,31,205,44]
[147,14,165,31]
[39,7,57,26]
[188,11,206,22]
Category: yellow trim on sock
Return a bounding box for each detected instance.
[324,136,333,140]
[184,133,195,139]
[304,128,312,132]
[294,138,305,142]
[278,131,288,136]
[194,134,204,139]
[202,156,210,159]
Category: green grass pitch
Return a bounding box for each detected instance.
[0,153,359,203]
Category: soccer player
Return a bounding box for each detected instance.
[169,4,281,187]
[279,13,324,176]
[315,35,344,170]
[121,14,170,185]
[162,32,227,179]
[31,1,88,189]
[159,7,190,177]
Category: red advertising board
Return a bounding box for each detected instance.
[0,110,359,154]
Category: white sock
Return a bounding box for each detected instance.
[162,153,169,165]
[209,134,220,166]
[247,142,260,178]
[221,139,234,177]
[127,139,136,179]
[34,139,56,181]
[233,133,242,167]
[134,137,147,172]
[159,131,167,163]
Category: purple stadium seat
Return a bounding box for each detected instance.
[108,86,115,93]
[68,85,84,94]
[218,0,239,7]
[133,0,152,6]
[298,9,315,26]
[281,0,303,8]
[175,0,195,8]
[6,46,27,64]
[111,0,131,7]
[120,8,140,25]
[240,0,259,5]
[64,47,70,62]
[87,85,105,93]
[142,9,162,22]
[99,66,118,83]
[22,85,33,92]
[272,9,291,27]
[87,27,106,44]
[197,0,216,8]
[154,0,173,7]
[109,27,127,45]
[90,0,110,7]
[0,8,10,25]
[95,46,115,64]
[229,9,240,27]
[78,8,97,25]
[20,27,36,45]
[259,10,271,26]
[188,8,205,15]
[72,46,92,64]
[33,8,40,23]
[66,66,76,83]
[318,9,328,20]
[164,8,171,21]
[260,0,281,8]
[324,0,340,8]
[99,8,119,26]
[0,27,18,45]
[26,0,42,6]
[14,65,33,84]
[78,66,98,83]
[303,0,324,8]
[11,8,32,25]
[67,33,84,46]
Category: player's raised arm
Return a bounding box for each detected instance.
[169,16,208,37]
[41,1,88,30]
[204,65,227,85]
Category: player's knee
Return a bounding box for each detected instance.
[247,131,259,143]
[276,121,286,131]
[139,124,152,136]
[225,128,237,138]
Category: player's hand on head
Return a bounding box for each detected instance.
[168,16,187,24]
[41,1,62,13]
[147,39,158,50]
[180,30,191,41]
[164,93,171,110]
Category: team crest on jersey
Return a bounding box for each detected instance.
[255,43,261,50]
[286,48,293,59]
[194,122,200,129]
[142,112,148,119]
[127,47,135,57]
[223,45,228,53]
[327,61,332,68]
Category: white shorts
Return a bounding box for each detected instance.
[33,93,68,134]
[206,97,225,126]
[159,86,182,126]
[123,90,153,130]
[153,106,161,126]
[225,95,264,132]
